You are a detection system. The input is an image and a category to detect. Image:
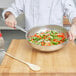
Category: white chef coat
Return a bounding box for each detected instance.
[2,0,76,31]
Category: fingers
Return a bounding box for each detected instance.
[69,25,76,41]
[13,22,17,29]
[5,19,17,28]
[69,31,75,41]
[69,31,73,40]
[5,15,17,29]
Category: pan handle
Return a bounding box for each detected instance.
[15,25,27,34]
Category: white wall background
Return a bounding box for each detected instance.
[0,0,14,8]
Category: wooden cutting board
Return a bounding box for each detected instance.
[0,39,76,75]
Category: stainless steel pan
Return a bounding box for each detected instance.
[15,25,69,52]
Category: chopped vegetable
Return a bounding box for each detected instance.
[28,30,67,46]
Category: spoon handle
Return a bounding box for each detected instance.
[2,51,34,70]
[3,51,27,64]
[15,25,27,34]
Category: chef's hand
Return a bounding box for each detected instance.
[69,24,76,41]
[5,12,17,28]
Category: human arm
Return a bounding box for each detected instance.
[63,0,76,40]
[69,17,76,40]
[2,0,24,28]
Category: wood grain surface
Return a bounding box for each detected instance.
[0,39,76,76]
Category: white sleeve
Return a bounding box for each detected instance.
[64,0,76,23]
[2,0,24,19]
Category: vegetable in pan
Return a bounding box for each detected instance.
[28,30,67,46]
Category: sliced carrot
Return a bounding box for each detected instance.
[41,32,45,34]
[48,38,51,40]
[31,39,34,41]
[48,43,51,46]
